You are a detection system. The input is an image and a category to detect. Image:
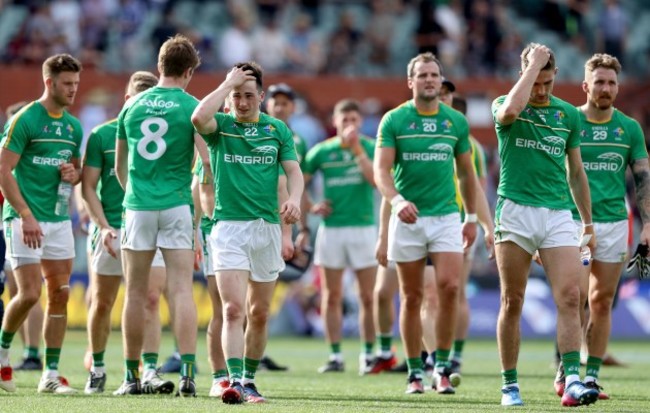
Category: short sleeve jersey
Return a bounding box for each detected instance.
[303,136,375,227]
[279,130,307,176]
[191,159,214,234]
[1,101,83,222]
[117,86,198,211]
[492,95,581,209]
[570,109,648,222]
[201,112,297,224]
[377,100,470,216]
[83,118,124,228]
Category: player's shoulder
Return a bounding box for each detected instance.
[90,118,118,136]
[385,100,413,118]
[261,112,291,134]
[550,96,579,114]
[492,95,507,108]
[8,101,39,125]
[612,108,642,129]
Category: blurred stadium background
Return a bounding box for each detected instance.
[0,0,649,340]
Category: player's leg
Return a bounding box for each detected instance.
[452,252,473,374]
[368,264,399,373]
[354,265,377,375]
[0,262,42,393]
[430,251,463,394]
[495,241,530,405]
[318,267,345,372]
[39,257,76,394]
[206,275,228,397]
[540,245,599,407]
[420,264,437,373]
[141,253,175,395]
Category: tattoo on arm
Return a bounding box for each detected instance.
[632,159,650,223]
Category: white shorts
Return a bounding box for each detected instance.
[574,220,628,263]
[4,219,75,269]
[314,225,377,270]
[209,219,284,282]
[122,205,194,251]
[91,228,164,276]
[388,213,463,262]
[199,227,214,277]
[494,198,579,255]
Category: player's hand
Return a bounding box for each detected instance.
[462,222,477,251]
[395,200,419,224]
[311,200,332,217]
[341,124,360,149]
[282,232,295,260]
[280,200,301,225]
[224,66,256,88]
[638,223,650,250]
[21,215,43,249]
[59,162,78,183]
[194,232,203,271]
[375,237,388,267]
[295,229,310,253]
[100,226,118,258]
[532,250,543,266]
[582,223,597,254]
[527,44,552,71]
[484,228,495,260]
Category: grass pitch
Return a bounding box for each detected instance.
[1,331,648,412]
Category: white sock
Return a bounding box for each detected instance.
[0,348,9,366]
[584,375,596,383]
[90,366,105,376]
[242,378,254,386]
[143,368,157,381]
[329,353,342,362]
[43,369,58,380]
[566,374,580,387]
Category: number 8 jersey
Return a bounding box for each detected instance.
[117,86,198,210]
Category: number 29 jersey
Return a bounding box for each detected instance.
[117,86,198,211]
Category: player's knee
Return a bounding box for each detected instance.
[401,288,423,309]
[145,289,161,312]
[247,303,270,327]
[19,288,41,307]
[48,284,70,309]
[589,290,613,317]
[358,291,373,308]
[324,289,343,306]
[500,291,524,313]
[556,285,580,310]
[92,295,115,315]
[223,301,245,324]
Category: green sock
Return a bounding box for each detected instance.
[363,342,373,355]
[142,352,158,371]
[180,354,196,379]
[330,343,341,355]
[452,339,465,360]
[125,359,140,381]
[226,358,243,381]
[0,330,15,349]
[44,348,61,371]
[502,369,518,386]
[406,357,423,378]
[561,351,581,378]
[92,351,105,368]
[213,369,228,380]
[585,356,602,380]
[378,334,392,353]
[435,348,451,369]
[25,346,39,359]
[243,357,260,381]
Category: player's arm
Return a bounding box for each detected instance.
[280,159,303,225]
[191,173,204,268]
[0,148,43,248]
[374,146,418,224]
[455,150,478,248]
[81,166,110,230]
[194,133,211,177]
[278,174,295,260]
[354,145,374,186]
[567,146,595,249]
[191,67,256,135]
[295,173,313,252]
[631,157,650,245]
[475,182,494,258]
[496,45,552,125]
[115,138,128,190]
[375,197,391,267]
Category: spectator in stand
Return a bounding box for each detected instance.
[252,14,288,74]
[218,9,254,69]
[414,0,446,56]
[597,0,628,65]
[285,12,325,75]
[323,10,363,75]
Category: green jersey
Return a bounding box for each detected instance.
[192,160,214,233]
[83,118,124,228]
[117,86,198,211]
[377,100,470,216]
[456,136,487,215]
[279,129,307,176]
[492,95,581,209]
[570,108,647,222]
[303,136,375,227]
[201,112,297,224]
[1,101,82,222]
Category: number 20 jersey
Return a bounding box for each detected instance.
[117,86,198,211]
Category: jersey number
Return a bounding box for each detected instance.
[592,130,607,141]
[244,127,258,136]
[423,123,437,132]
[137,117,168,160]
